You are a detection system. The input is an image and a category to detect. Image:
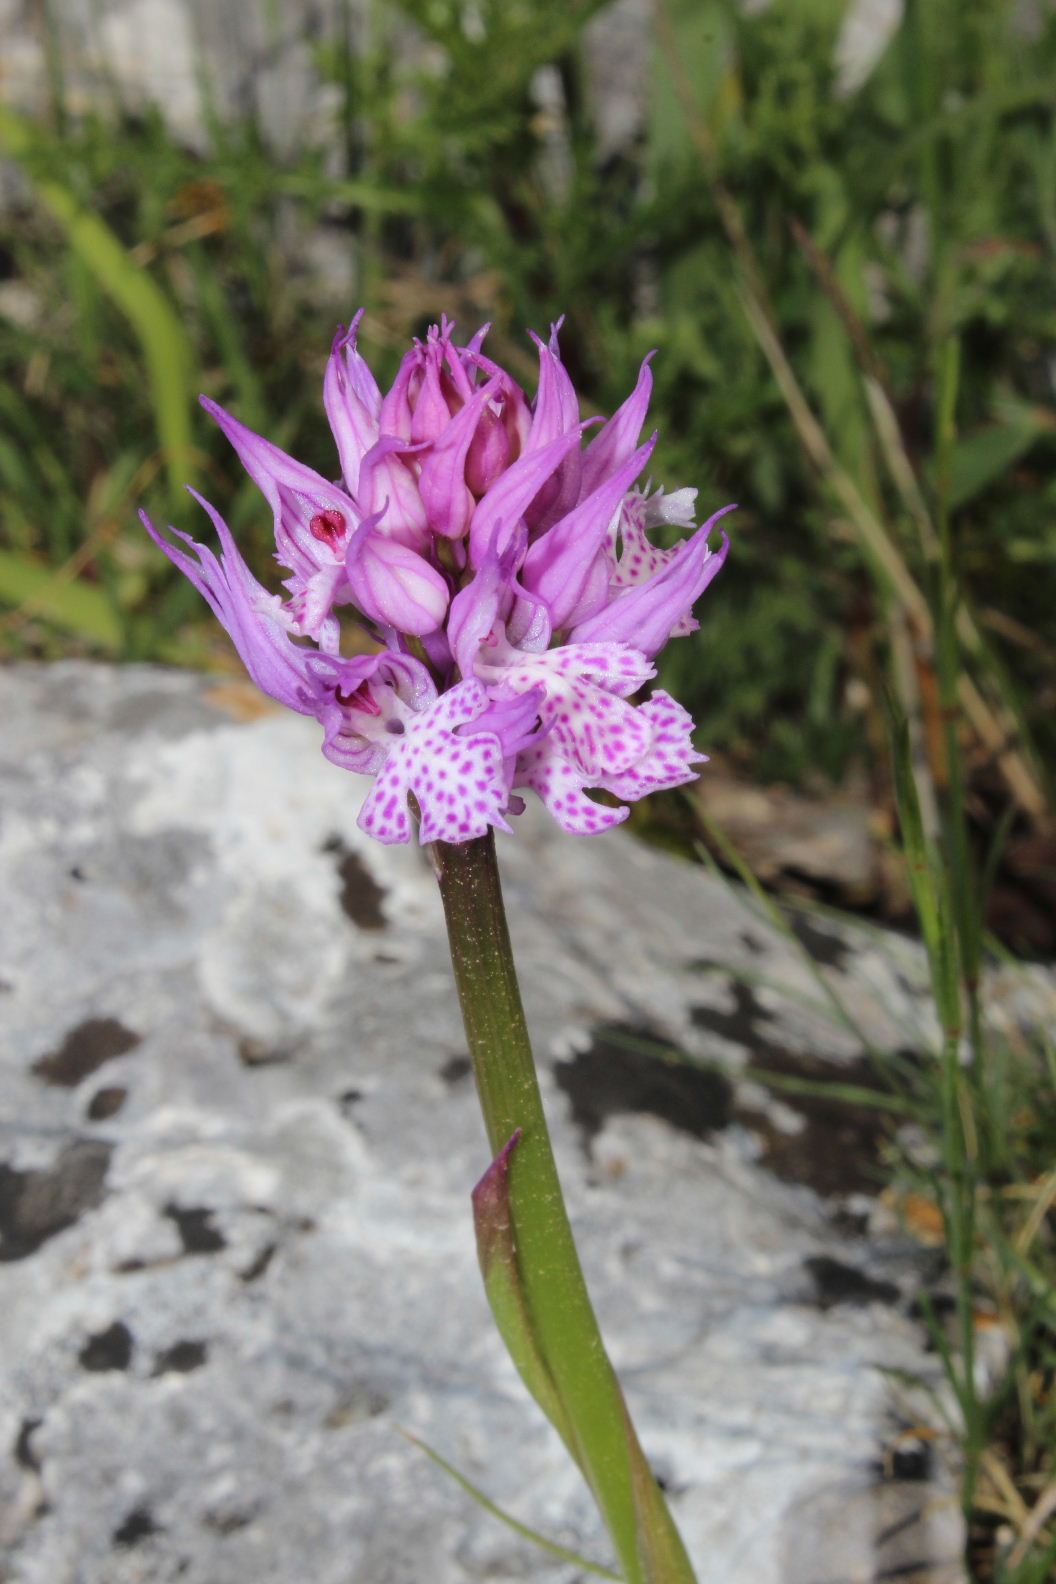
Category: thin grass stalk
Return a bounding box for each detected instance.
[929,334,988,1522]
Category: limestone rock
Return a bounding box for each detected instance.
[0,662,974,1583]
[0,0,652,164]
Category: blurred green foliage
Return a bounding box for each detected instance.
[0,0,1053,788]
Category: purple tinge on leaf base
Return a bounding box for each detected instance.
[470,1127,522,1276]
[142,312,733,845]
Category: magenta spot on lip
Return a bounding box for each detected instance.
[337,680,381,716]
[309,507,347,548]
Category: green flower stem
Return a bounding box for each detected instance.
[432,831,697,1584]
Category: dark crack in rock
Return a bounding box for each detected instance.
[0,1140,112,1261]
[691,989,895,1197]
[438,1055,471,1085]
[805,1256,900,1310]
[738,1047,894,1199]
[203,1504,255,1536]
[887,1436,934,1482]
[785,910,853,971]
[79,1320,134,1372]
[152,1339,208,1375]
[690,981,790,1063]
[323,835,388,930]
[85,1086,127,1121]
[14,1418,43,1472]
[554,1022,733,1150]
[164,1204,226,1255]
[239,1242,277,1283]
[336,1089,364,1123]
[112,1505,162,1547]
[32,1017,141,1087]
[237,1036,293,1068]
[323,1386,390,1428]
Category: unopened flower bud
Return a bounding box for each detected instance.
[465,402,514,496]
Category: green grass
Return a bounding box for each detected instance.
[1,0,1054,1574]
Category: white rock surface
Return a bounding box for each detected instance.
[833,0,904,98]
[0,0,653,162]
[0,0,345,155]
[0,662,969,1584]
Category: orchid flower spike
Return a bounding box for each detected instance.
[142,313,733,845]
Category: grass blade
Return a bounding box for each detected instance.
[0,548,120,648]
[0,106,196,501]
[395,1427,621,1580]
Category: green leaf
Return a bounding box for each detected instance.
[0,550,120,648]
[622,1391,700,1584]
[0,105,196,501]
[947,410,1049,511]
[471,1131,579,1460]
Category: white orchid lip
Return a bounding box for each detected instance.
[142,313,732,844]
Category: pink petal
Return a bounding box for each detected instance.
[514,741,629,835]
[578,355,654,498]
[345,524,450,635]
[598,691,705,799]
[358,681,514,845]
[323,314,382,495]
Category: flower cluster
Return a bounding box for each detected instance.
[142,314,731,845]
